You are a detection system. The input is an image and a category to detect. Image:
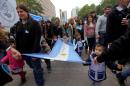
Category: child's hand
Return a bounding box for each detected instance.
[93,56,99,64]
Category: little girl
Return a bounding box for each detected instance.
[1,39,26,84]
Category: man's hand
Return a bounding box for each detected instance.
[121,18,128,26]
[117,64,124,70]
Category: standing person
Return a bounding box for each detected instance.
[41,40,52,73]
[95,30,130,86]
[95,6,112,46]
[11,4,44,86]
[52,17,65,38]
[64,23,69,36]
[40,20,47,38]
[90,11,98,23]
[45,20,53,48]
[41,20,52,73]
[106,0,130,44]
[76,19,84,40]
[74,32,83,56]
[1,38,26,84]
[68,18,76,42]
[84,15,96,55]
[101,1,130,85]
[0,27,13,86]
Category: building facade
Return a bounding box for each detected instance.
[71,7,79,18]
[60,9,67,24]
[37,0,56,20]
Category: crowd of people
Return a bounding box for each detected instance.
[1,0,130,86]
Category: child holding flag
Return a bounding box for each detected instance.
[1,39,26,84]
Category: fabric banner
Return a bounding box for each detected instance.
[0,0,19,28]
[29,13,43,21]
[23,39,83,63]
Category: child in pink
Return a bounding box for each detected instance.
[1,39,26,83]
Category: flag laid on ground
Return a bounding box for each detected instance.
[0,0,19,28]
[23,39,83,63]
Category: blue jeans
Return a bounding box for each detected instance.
[121,68,130,79]
[24,56,44,86]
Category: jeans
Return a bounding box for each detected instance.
[121,68,130,79]
[24,56,44,86]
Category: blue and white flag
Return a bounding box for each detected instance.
[23,39,83,63]
[30,13,43,21]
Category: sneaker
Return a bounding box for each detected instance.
[116,73,126,86]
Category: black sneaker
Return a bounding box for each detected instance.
[116,73,126,86]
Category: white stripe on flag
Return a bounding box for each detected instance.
[54,42,69,61]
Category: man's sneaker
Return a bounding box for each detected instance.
[116,73,126,86]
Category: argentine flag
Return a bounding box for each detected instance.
[30,13,43,21]
[23,39,83,63]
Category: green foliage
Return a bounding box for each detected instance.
[16,0,44,15]
[78,0,118,18]
[51,17,57,24]
[78,4,96,19]
[96,0,118,15]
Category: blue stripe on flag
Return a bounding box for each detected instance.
[49,39,64,58]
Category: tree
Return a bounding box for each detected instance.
[16,0,44,15]
[96,0,118,15]
[78,4,96,19]
[78,0,118,19]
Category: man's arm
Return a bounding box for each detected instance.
[97,31,130,63]
[95,16,102,37]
